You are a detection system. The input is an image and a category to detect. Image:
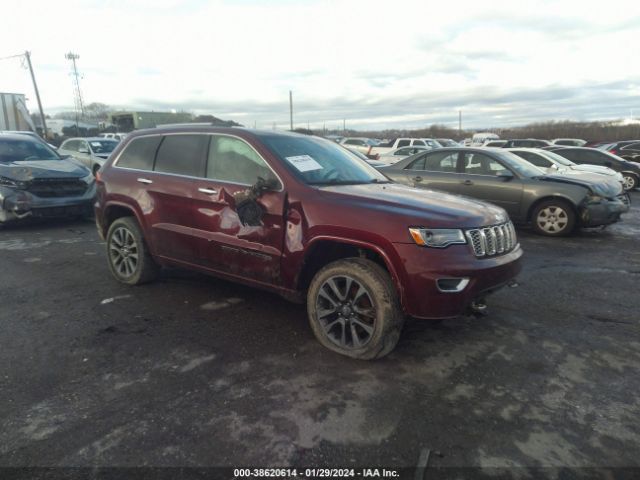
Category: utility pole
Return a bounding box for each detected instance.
[343,118,346,133]
[65,52,84,136]
[458,110,462,134]
[289,90,293,131]
[24,51,47,139]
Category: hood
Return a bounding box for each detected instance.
[317,182,509,229]
[568,164,616,176]
[539,172,622,197]
[0,159,90,181]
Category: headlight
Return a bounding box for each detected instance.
[587,194,604,203]
[0,176,28,189]
[409,228,467,248]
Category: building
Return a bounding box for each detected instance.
[109,111,194,132]
[0,92,35,131]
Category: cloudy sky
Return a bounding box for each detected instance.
[1,0,639,130]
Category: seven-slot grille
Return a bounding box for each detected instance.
[27,177,87,198]
[465,221,517,257]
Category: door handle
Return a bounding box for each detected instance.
[462,180,474,186]
[413,176,423,182]
[137,178,153,184]
[198,187,218,195]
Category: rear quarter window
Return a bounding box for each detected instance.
[116,136,162,171]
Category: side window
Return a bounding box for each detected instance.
[583,151,606,165]
[558,149,579,162]
[463,153,507,175]
[623,142,640,152]
[395,147,411,156]
[207,135,278,186]
[154,135,207,177]
[397,139,411,148]
[63,140,79,151]
[521,152,551,168]
[425,151,459,172]
[412,140,426,146]
[116,136,162,171]
[405,154,427,170]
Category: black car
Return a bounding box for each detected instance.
[0,134,96,223]
[600,141,640,162]
[502,139,552,148]
[548,146,640,190]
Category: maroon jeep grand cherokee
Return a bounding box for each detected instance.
[95,127,522,359]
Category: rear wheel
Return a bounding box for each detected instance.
[307,258,404,360]
[622,173,637,191]
[531,199,576,237]
[106,217,159,285]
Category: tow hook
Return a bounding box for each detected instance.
[470,299,488,317]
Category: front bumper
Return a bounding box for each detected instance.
[392,242,523,319]
[0,184,96,223]
[579,195,630,227]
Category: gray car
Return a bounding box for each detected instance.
[0,134,96,223]
[58,137,119,175]
[381,147,629,236]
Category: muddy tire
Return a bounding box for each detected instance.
[531,199,576,237]
[106,217,159,285]
[307,258,404,360]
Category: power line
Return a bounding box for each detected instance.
[0,53,26,61]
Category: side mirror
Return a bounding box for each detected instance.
[59,154,72,160]
[78,147,90,154]
[496,170,514,180]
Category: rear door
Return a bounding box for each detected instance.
[141,134,207,264]
[457,152,523,218]
[192,134,286,284]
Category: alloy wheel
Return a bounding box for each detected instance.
[315,275,376,349]
[536,206,569,234]
[109,227,139,278]
[623,175,636,191]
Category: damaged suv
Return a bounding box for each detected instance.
[0,134,96,223]
[95,128,523,359]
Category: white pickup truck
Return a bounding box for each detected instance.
[368,138,440,157]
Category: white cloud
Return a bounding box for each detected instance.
[0,0,638,129]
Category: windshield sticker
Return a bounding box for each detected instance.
[90,142,102,147]
[285,155,323,172]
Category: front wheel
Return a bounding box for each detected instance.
[307,258,404,360]
[531,199,576,237]
[622,173,637,191]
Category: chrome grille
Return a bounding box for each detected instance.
[466,221,517,258]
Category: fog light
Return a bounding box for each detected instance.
[436,278,470,293]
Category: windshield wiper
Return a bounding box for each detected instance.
[307,179,370,186]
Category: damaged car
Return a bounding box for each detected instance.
[381,147,629,237]
[0,134,96,224]
[95,128,523,359]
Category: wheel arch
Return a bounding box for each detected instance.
[102,202,145,238]
[526,195,579,222]
[296,236,405,307]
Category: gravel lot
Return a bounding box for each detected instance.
[1,192,638,476]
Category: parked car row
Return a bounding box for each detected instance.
[2,127,635,360]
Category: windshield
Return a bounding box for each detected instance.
[493,150,545,177]
[89,140,118,154]
[0,138,60,163]
[542,150,574,166]
[262,135,389,185]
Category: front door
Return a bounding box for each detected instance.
[401,150,463,194]
[192,134,286,284]
[457,152,524,220]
